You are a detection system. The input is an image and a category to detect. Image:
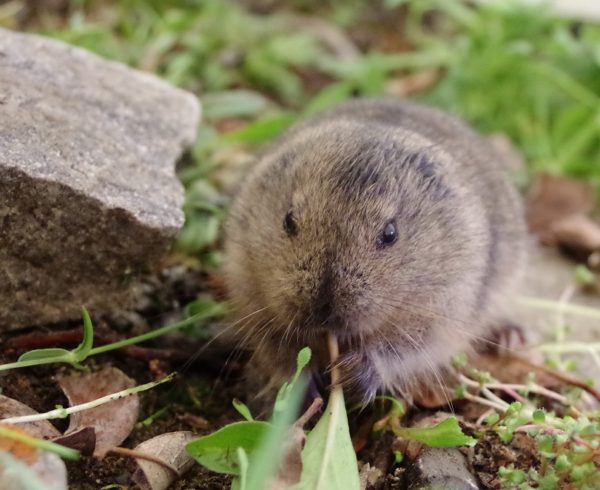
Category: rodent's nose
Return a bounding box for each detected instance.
[311,266,340,327]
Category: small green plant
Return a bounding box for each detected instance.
[187,347,312,489]
[0,299,225,372]
[189,342,477,490]
[374,395,476,447]
[453,354,600,489]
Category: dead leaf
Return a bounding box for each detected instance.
[131,431,196,490]
[551,214,600,257]
[412,374,458,409]
[358,462,384,490]
[386,69,440,97]
[57,367,138,457]
[52,427,96,456]
[267,397,324,490]
[526,173,596,242]
[0,395,61,440]
[267,425,306,490]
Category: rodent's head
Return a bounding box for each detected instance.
[224,121,481,352]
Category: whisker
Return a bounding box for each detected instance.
[373,295,523,354]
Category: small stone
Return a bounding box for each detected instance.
[403,413,479,490]
[0,28,200,329]
[407,447,479,490]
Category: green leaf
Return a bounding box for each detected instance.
[274,346,311,414]
[295,346,312,374]
[17,348,72,362]
[177,212,221,253]
[202,90,269,120]
[532,409,546,424]
[222,113,297,145]
[304,83,353,115]
[72,306,94,360]
[18,306,95,366]
[393,416,477,448]
[233,399,254,422]
[186,421,270,475]
[376,396,406,418]
[296,384,360,490]
[575,264,595,286]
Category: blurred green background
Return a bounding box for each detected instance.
[3,0,599,259]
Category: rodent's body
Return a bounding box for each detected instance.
[224,98,526,405]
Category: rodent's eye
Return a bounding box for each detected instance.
[283,210,298,237]
[376,221,397,249]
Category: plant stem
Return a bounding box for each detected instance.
[0,357,69,372]
[108,447,180,475]
[1,374,175,424]
[462,392,509,412]
[88,305,225,356]
[517,296,600,319]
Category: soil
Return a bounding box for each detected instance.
[0,263,244,489]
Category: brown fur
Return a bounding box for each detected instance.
[223,98,527,406]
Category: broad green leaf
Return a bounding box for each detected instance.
[393,416,477,447]
[202,90,269,120]
[296,385,360,490]
[233,399,254,422]
[186,421,269,475]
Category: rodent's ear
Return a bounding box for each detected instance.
[404,152,436,179]
[405,152,452,202]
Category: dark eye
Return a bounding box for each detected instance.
[377,221,397,248]
[283,210,298,237]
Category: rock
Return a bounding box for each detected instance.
[407,447,479,490]
[0,28,200,330]
[400,413,479,490]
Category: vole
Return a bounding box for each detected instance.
[223,98,527,406]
